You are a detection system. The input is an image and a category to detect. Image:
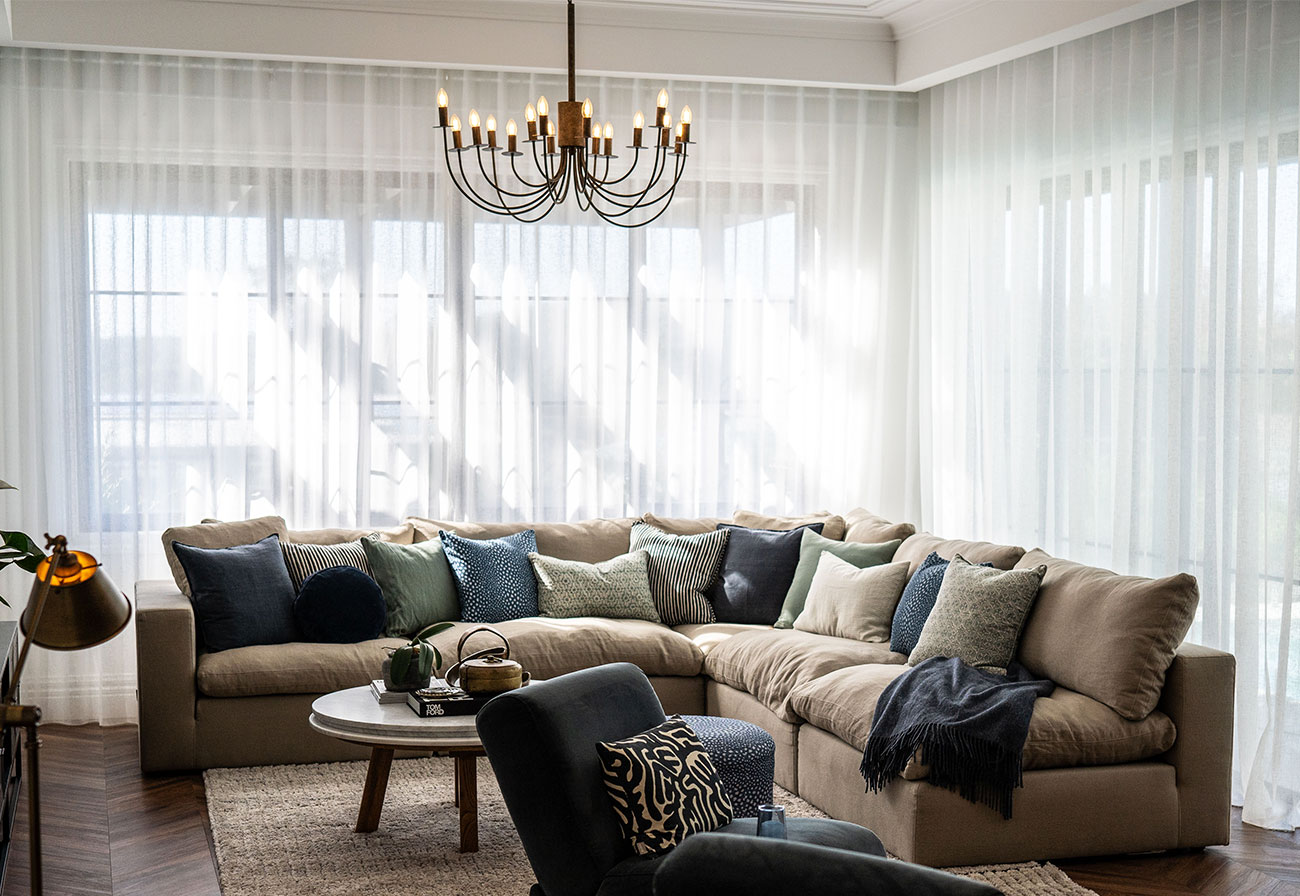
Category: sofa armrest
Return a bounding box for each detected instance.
[1157,641,1235,848]
[135,580,199,772]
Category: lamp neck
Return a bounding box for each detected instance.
[567,0,576,103]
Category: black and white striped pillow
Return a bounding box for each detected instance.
[281,540,372,591]
[597,716,734,856]
[629,522,729,625]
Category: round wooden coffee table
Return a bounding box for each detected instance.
[309,686,484,852]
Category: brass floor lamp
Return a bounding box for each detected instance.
[3,534,132,895]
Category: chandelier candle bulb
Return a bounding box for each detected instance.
[486,115,497,149]
[603,122,613,156]
[591,133,600,155]
[680,105,692,143]
[633,110,644,147]
[537,96,549,134]
[525,103,538,140]
[506,118,517,153]
[450,115,462,149]
[656,88,668,127]
[546,120,556,154]
[469,109,482,145]
[437,88,449,126]
[582,98,593,137]
[660,112,671,147]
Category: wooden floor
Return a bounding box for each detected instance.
[2,724,1298,896]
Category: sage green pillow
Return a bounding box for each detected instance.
[528,550,661,623]
[361,534,460,637]
[775,531,901,629]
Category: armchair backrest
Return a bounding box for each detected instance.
[476,663,667,896]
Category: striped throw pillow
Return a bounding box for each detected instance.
[629,522,729,625]
[281,540,371,591]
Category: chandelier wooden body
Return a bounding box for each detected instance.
[435,0,692,227]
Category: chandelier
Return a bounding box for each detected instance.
[435,0,692,228]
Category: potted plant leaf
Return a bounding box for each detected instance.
[0,479,45,609]
[383,621,455,692]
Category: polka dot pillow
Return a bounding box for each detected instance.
[440,529,539,623]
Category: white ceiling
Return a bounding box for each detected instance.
[2,0,1188,90]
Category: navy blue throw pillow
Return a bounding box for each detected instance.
[890,551,993,655]
[294,565,386,643]
[440,529,539,623]
[708,523,824,625]
[173,534,298,651]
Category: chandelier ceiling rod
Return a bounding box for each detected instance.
[434,0,694,228]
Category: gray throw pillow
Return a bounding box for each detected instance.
[528,550,661,623]
[777,530,902,629]
[792,554,909,643]
[909,554,1047,675]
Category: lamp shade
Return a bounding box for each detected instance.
[21,550,131,650]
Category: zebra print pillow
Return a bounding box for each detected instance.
[281,540,372,591]
[597,716,735,856]
[628,522,729,625]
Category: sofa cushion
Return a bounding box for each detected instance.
[280,539,370,591]
[362,535,460,637]
[709,523,821,625]
[778,530,902,629]
[1015,548,1200,721]
[843,508,916,544]
[408,517,635,564]
[731,510,847,541]
[893,532,1025,578]
[786,664,1177,772]
[285,522,415,545]
[672,623,771,656]
[441,529,539,623]
[794,556,909,644]
[528,550,661,623]
[162,516,287,597]
[293,565,387,643]
[703,629,905,723]
[630,522,729,625]
[173,535,298,651]
[197,637,405,697]
[909,556,1046,676]
[640,513,727,536]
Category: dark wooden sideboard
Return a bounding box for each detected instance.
[0,620,22,893]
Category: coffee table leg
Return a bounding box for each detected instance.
[355,746,395,833]
[454,753,478,853]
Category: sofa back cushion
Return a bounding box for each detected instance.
[893,532,1025,578]
[162,516,287,597]
[285,521,415,545]
[408,517,634,564]
[1015,548,1200,721]
[731,510,847,541]
[843,508,916,544]
[639,513,728,536]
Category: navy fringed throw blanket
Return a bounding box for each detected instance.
[860,656,1054,819]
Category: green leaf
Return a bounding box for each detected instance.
[389,645,412,684]
[0,480,14,490]
[417,644,435,680]
[411,621,454,644]
[0,532,44,573]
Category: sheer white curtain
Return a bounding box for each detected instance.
[0,49,918,722]
[921,0,1300,829]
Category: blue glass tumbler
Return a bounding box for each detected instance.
[756,804,787,839]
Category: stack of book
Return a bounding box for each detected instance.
[368,679,408,704]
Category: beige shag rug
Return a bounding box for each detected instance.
[204,757,1099,896]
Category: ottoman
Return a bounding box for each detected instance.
[681,714,775,818]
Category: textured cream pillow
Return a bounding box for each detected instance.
[793,554,909,643]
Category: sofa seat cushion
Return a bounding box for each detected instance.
[673,623,771,656]
[407,517,636,565]
[893,532,1026,578]
[445,618,704,680]
[198,638,405,697]
[703,630,905,723]
[786,664,1177,773]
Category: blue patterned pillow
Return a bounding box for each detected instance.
[440,529,539,623]
[890,551,992,655]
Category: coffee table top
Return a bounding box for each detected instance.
[309,686,481,749]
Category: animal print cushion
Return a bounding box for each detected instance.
[596,716,735,856]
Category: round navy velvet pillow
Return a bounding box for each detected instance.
[294,565,386,644]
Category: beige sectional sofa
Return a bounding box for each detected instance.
[135,508,1235,867]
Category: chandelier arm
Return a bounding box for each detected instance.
[508,150,556,190]
[583,150,675,211]
[479,147,558,200]
[587,181,682,228]
[448,137,559,218]
[586,149,645,188]
[532,140,568,203]
[572,159,595,212]
[585,154,687,215]
[585,143,673,200]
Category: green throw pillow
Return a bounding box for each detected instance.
[776,531,901,629]
[361,534,460,637]
[528,550,661,622]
